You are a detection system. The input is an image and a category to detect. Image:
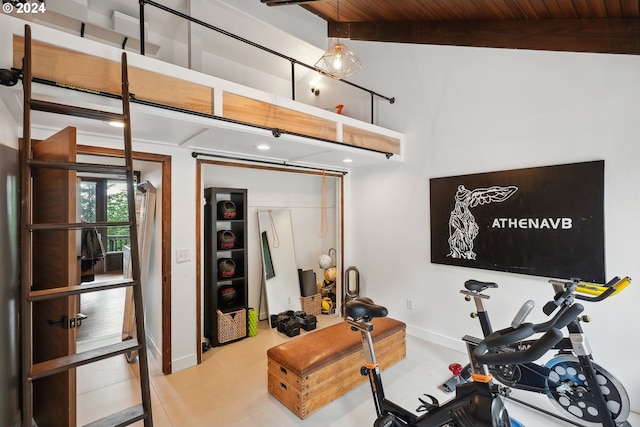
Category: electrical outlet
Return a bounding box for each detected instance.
[176,248,190,263]
[407,299,413,310]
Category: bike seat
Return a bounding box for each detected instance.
[345,298,388,320]
[464,279,498,292]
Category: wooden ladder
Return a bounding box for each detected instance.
[19,24,153,427]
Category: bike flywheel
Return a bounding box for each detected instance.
[545,355,630,426]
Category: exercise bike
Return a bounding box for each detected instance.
[345,295,583,427]
[440,276,632,427]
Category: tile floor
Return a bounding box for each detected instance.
[76,315,639,427]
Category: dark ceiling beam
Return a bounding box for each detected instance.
[262,0,320,5]
[328,18,640,55]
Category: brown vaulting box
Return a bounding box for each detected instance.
[267,317,406,418]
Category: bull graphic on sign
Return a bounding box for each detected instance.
[448,185,518,260]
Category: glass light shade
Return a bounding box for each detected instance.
[314,41,362,79]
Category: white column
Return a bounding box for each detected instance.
[188,0,202,72]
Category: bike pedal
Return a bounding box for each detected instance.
[495,384,511,397]
[373,414,396,427]
[416,394,439,412]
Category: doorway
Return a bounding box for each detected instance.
[195,159,344,363]
[76,145,172,374]
[76,175,140,345]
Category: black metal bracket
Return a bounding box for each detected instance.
[0,68,22,87]
[47,313,87,329]
[47,316,68,329]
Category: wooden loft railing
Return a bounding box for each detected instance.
[12,35,402,159]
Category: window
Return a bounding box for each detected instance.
[80,174,138,273]
[80,181,97,222]
[106,181,130,252]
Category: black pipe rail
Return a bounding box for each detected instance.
[191,152,349,175]
[138,0,395,124]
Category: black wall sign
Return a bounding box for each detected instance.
[430,161,605,283]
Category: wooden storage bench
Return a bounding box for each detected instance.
[267,317,406,418]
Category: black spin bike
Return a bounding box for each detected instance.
[345,294,584,427]
[440,276,632,427]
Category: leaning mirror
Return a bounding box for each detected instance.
[257,209,301,325]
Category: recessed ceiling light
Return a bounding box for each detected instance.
[342,158,353,163]
[105,120,125,128]
[256,144,270,150]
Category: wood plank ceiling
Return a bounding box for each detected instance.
[264,0,640,55]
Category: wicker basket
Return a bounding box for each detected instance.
[300,293,321,316]
[217,308,246,344]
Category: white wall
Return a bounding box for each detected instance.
[156,144,199,372]
[0,98,18,150]
[345,41,640,412]
[136,160,164,365]
[0,98,20,427]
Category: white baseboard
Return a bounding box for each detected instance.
[171,352,198,373]
[145,329,162,365]
[405,323,468,354]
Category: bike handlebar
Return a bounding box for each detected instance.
[534,302,584,332]
[543,276,631,315]
[348,293,586,367]
[474,328,563,365]
[473,301,584,366]
[573,276,631,302]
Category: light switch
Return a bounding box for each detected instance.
[176,248,190,263]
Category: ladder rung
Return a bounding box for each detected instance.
[28,221,133,231]
[82,404,148,427]
[28,159,128,175]
[30,339,141,380]
[29,278,137,301]
[29,99,125,122]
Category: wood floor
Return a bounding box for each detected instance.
[77,274,126,344]
[75,311,640,426]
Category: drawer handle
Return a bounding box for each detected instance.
[280,366,287,375]
[280,382,287,391]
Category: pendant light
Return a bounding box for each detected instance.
[314,0,361,79]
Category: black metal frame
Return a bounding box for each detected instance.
[347,315,509,427]
[138,0,395,124]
